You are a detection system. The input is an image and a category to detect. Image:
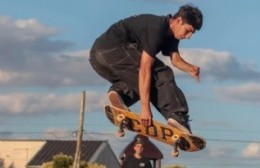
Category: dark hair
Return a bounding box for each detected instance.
[173,4,203,30]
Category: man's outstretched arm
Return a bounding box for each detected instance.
[171,52,200,82]
[139,50,154,127]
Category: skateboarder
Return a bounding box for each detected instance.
[123,138,152,168]
[89,4,203,134]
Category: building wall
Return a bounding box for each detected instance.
[95,142,121,168]
[0,140,46,168]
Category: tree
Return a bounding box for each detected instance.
[164,165,186,168]
[42,153,106,168]
[53,153,73,168]
[42,153,72,168]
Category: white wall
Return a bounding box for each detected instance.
[0,140,46,168]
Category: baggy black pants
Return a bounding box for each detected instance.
[89,43,189,119]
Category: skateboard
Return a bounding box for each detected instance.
[104,105,206,157]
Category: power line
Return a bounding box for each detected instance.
[0,123,112,127]
[2,131,259,144]
[179,162,260,167]
[1,123,260,132]
[194,127,260,133]
[207,138,260,143]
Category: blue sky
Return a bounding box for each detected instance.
[0,0,260,167]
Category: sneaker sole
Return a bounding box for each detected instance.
[108,91,130,111]
[167,118,191,134]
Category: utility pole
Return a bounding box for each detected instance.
[73,91,86,168]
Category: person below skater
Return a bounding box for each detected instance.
[123,138,152,168]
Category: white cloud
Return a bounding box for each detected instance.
[242,143,260,159]
[160,48,260,82]
[0,16,57,41]
[159,49,260,104]
[0,16,106,87]
[43,128,73,140]
[206,146,236,158]
[0,70,37,86]
[215,83,260,103]
[1,16,260,88]
[0,91,107,115]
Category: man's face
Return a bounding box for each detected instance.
[171,17,195,40]
[134,143,144,154]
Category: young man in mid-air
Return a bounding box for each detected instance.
[89,4,203,134]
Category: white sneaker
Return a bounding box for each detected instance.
[167,118,191,134]
[108,91,130,111]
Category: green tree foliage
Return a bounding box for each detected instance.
[53,153,73,168]
[41,153,106,168]
[164,165,186,168]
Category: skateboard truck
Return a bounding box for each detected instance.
[172,135,181,157]
[116,114,127,137]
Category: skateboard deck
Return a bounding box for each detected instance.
[104,105,206,157]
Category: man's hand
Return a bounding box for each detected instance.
[171,52,201,82]
[140,110,153,127]
[189,65,200,82]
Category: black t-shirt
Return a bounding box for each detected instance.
[123,154,152,168]
[91,14,179,58]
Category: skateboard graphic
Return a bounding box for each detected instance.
[104,105,206,157]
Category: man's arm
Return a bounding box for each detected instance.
[139,50,154,127]
[171,52,200,82]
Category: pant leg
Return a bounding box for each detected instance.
[89,44,140,106]
[150,58,189,120]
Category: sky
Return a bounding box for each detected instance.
[0,0,260,167]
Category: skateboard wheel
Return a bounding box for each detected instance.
[172,135,180,143]
[117,130,125,137]
[172,149,179,157]
[117,114,125,122]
